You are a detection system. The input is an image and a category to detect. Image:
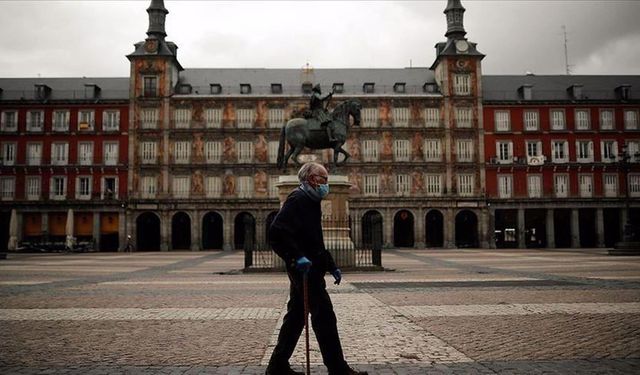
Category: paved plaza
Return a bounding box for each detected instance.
[0,248,639,374]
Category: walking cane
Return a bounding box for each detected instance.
[303,272,311,375]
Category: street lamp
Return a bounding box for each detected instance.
[610,144,640,255]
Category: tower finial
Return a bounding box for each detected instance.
[147,0,169,40]
[444,0,466,40]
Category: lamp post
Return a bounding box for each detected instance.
[610,144,640,255]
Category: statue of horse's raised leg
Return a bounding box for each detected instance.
[334,144,350,167]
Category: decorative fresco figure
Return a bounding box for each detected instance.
[192,171,204,194]
[411,170,424,194]
[412,132,423,161]
[348,169,362,194]
[380,167,393,194]
[254,170,268,196]
[223,137,236,163]
[223,172,236,196]
[255,134,268,163]
[193,134,204,162]
[381,132,393,160]
[347,136,361,161]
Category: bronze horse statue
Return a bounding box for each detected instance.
[276,99,361,170]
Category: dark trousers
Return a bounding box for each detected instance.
[269,270,348,373]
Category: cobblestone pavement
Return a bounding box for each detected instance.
[1,248,639,374]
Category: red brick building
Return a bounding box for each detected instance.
[0,78,129,251]
[483,76,640,248]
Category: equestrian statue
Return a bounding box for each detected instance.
[277,84,361,171]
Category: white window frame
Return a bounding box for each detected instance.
[628,174,640,197]
[0,177,15,200]
[457,139,474,163]
[76,176,92,200]
[603,174,618,197]
[78,109,95,131]
[600,140,618,163]
[205,176,222,198]
[140,141,158,164]
[103,110,120,131]
[424,107,440,128]
[236,108,255,129]
[362,140,379,162]
[575,109,591,130]
[494,110,511,132]
[1,110,18,132]
[554,174,569,198]
[457,174,474,197]
[268,176,279,198]
[268,108,285,128]
[395,174,411,197]
[140,176,157,199]
[78,142,94,166]
[455,107,473,128]
[628,141,640,163]
[526,140,542,157]
[453,74,471,96]
[51,142,69,166]
[424,139,442,162]
[498,175,513,199]
[26,143,42,166]
[392,107,410,127]
[527,175,542,198]
[50,176,67,200]
[393,139,410,162]
[599,109,615,131]
[575,140,594,163]
[172,176,190,199]
[362,108,379,128]
[1,142,16,166]
[101,176,119,200]
[496,141,514,164]
[425,174,442,197]
[237,141,254,163]
[205,108,223,129]
[141,108,159,129]
[104,141,119,166]
[174,141,191,164]
[205,141,222,163]
[551,140,569,163]
[237,176,254,198]
[26,176,41,200]
[173,108,191,129]
[523,110,539,131]
[579,174,593,198]
[550,109,566,130]
[624,109,639,130]
[363,175,379,197]
[268,141,280,164]
[52,110,70,132]
[27,110,44,132]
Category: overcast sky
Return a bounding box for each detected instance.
[0,0,639,78]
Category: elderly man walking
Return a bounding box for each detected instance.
[266,162,367,375]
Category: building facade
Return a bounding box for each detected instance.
[1,0,638,252]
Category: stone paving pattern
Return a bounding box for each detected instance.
[0,248,639,374]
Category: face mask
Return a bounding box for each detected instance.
[316,183,330,198]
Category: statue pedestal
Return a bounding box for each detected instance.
[277,175,355,267]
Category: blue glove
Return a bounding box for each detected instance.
[332,268,342,285]
[295,256,312,274]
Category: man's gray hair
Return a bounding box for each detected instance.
[298,162,324,183]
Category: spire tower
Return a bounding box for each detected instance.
[444,0,466,40]
[146,0,169,40]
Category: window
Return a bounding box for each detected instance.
[393,82,406,93]
[0,177,15,200]
[457,139,473,162]
[363,175,379,196]
[453,74,471,95]
[102,177,118,199]
[579,175,593,197]
[172,176,190,198]
[576,140,594,163]
[600,109,614,130]
[26,143,42,165]
[395,174,410,196]
[76,176,92,200]
[26,176,40,200]
[332,83,344,94]
[424,108,440,127]
[457,174,474,196]
[393,107,409,127]
[174,108,191,129]
[575,109,590,130]
[629,174,640,197]
[205,141,222,163]
[103,110,120,131]
[625,110,639,130]
[173,141,190,164]
[237,141,254,163]
[498,175,513,198]
[78,110,95,131]
[301,83,313,94]
[362,140,379,162]
[140,176,157,198]
[143,76,157,97]
[424,139,442,162]
[140,141,157,164]
[205,108,223,128]
[268,141,279,164]
[51,176,67,200]
[494,110,510,131]
[1,143,16,166]
[497,141,513,163]
[237,176,253,198]
[78,142,93,165]
[528,175,542,198]
[363,82,375,94]
[554,174,569,198]
[237,108,255,128]
[455,107,473,128]
[27,110,44,132]
[1,111,18,132]
[52,110,70,131]
[526,140,542,157]
[141,108,159,129]
[266,176,278,198]
[550,109,566,130]
[601,140,618,163]
[210,84,222,95]
[268,108,285,128]
[51,143,69,165]
[628,141,640,162]
[393,139,410,162]
[205,176,222,198]
[523,110,539,131]
[270,83,282,94]
[104,142,119,165]
[551,140,569,163]
[604,174,618,197]
[240,84,251,94]
[425,174,442,196]
[362,108,378,127]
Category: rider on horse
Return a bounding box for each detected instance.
[310,84,336,142]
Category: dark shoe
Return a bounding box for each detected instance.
[265,363,304,375]
[329,367,368,375]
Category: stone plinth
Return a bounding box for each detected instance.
[277,175,355,267]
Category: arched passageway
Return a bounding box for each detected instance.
[362,210,383,248]
[455,210,478,248]
[136,212,161,251]
[202,212,223,250]
[234,212,256,250]
[425,210,444,248]
[171,212,191,250]
[394,210,414,248]
[265,211,278,248]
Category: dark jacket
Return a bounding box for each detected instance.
[269,186,338,274]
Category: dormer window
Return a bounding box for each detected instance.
[240,84,251,95]
[423,83,438,93]
[210,84,222,95]
[301,82,313,94]
[84,84,101,100]
[616,85,631,101]
[177,84,192,95]
[568,84,583,100]
[519,85,533,101]
[34,84,51,101]
[271,83,282,94]
[332,83,344,94]
[363,82,375,94]
[393,82,406,93]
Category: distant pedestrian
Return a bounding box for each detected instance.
[266,162,367,375]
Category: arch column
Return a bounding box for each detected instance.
[223,210,233,251]
[191,211,200,251]
[517,208,526,249]
[596,208,605,248]
[161,211,170,251]
[118,211,126,252]
[546,209,555,248]
[571,208,580,248]
[384,208,393,248]
[415,209,425,248]
[444,208,455,248]
[93,212,101,251]
[480,208,492,249]
[256,212,266,248]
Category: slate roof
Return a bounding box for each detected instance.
[0,77,129,101]
[482,75,640,102]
